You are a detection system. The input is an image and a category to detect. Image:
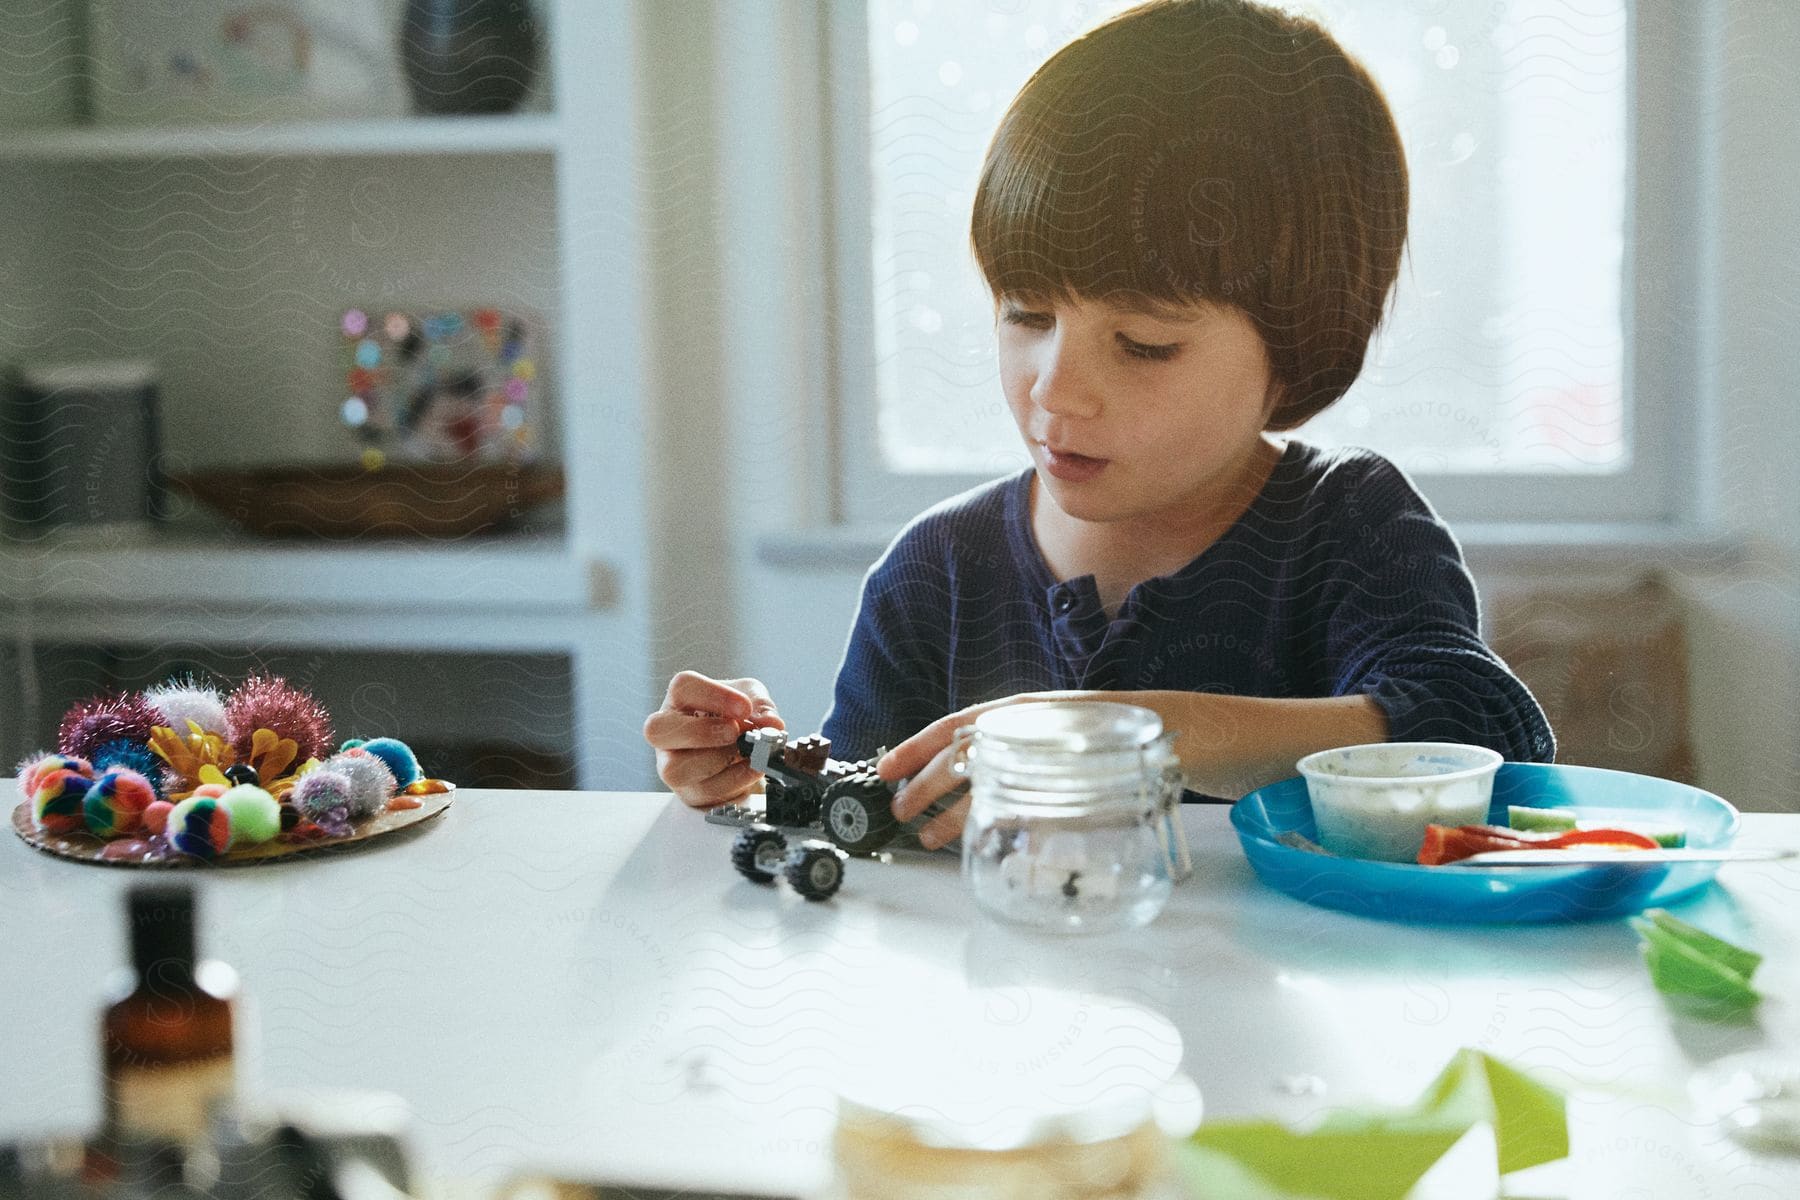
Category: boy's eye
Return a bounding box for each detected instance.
[1001,307,1052,330]
[1119,335,1181,362]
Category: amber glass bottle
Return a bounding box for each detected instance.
[102,884,238,1149]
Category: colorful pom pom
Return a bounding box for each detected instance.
[58,692,160,762]
[32,769,93,834]
[224,675,334,765]
[143,680,229,737]
[82,768,158,838]
[291,769,354,820]
[91,739,165,797]
[356,737,422,787]
[339,738,367,751]
[218,785,281,846]
[321,750,396,820]
[17,752,92,800]
[168,796,233,858]
[143,800,174,835]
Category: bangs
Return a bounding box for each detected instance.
[971,81,1294,312]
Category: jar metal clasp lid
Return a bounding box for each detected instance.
[951,710,1193,884]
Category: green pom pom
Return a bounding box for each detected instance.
[339,738,367,751]
[219,784,281,845]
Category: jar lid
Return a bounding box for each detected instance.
[830,986,1196,1154]
[971,702,1165,754]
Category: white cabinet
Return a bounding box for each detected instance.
[0,2,657,789]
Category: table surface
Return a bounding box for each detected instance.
[4,787,1799,1199]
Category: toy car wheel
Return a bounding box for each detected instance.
[731,825,789,884]
[822,777,901,854]
[785,841,846,901]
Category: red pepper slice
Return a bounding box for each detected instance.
[1418,823,1658,865]
[1537,827,1660,851]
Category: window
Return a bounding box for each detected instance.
[833,0,1703,527]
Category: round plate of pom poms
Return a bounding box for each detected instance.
[10,675,454,868]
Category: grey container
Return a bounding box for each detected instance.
[1,360,166,528]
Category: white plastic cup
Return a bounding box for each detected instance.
[1295,742,1503,863]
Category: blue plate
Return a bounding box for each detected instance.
[1231,763,1740,923]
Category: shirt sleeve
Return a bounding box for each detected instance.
[1322,461,1556,763]
[819,544,948,763]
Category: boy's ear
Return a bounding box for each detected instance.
[1259,374,1287,427]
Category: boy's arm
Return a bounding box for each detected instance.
[880,688,1385,844]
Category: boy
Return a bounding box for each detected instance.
[645,0,1554,849]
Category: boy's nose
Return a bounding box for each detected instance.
[1031,336,1104,419]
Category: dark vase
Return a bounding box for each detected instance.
[398,0,542,116]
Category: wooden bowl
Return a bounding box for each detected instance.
[170,462,564,539]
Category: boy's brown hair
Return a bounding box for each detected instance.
[970,0,1408,430]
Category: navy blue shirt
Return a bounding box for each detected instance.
[820,439,1555,795]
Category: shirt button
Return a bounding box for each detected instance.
[1053,591,1074,614]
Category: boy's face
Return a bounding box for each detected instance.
[995,291,1281,528]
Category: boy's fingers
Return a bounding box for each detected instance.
[890,742,960,823]
[660,744,745,790]
[680,761,764,810]
[877,713,960,782]
[664,671,756,721]
[917,795,969,850]
[643,710,744,750]
[726,677,785,728]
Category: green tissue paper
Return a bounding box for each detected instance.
[1176,1048,1568,1200]
[1631,907,1762,1008]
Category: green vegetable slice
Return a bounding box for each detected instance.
[1508,804,1578,833]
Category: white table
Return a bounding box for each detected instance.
[4,789,1798,1198]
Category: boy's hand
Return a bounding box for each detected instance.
[643,671,785,810]
[876,691,1082,850]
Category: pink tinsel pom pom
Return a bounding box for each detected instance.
[224,674,335,765]
[58,693,160,762]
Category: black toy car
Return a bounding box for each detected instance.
[706,727,913,900]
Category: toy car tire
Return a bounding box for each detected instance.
[731,825,789,884]
[785,841,847,901]
[822,777,902,854]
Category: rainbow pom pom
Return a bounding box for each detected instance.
[32,769,93,834]
[168,796,233,858]
[322,750,396,819]
[143,800,174,835]
[18,753,92,800]
[219,785,281,846]
[82,768,158,838]
[292,769,354,820]
[356,737,422,788]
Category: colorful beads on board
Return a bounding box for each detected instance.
[32,769,93,835]
[219,785,281,846]
[356,737,422,787]
[291,769,354,820]
[168,796,233,859]
[82,768,158,838]
[322,750,397,820]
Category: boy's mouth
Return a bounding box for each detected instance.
[1040,443,1110,482]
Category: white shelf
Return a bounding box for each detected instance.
[0,114,562,162]
[0,530,602,614]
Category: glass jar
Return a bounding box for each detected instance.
[954,701,1191,933]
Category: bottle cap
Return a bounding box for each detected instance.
[127,884,196,978]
